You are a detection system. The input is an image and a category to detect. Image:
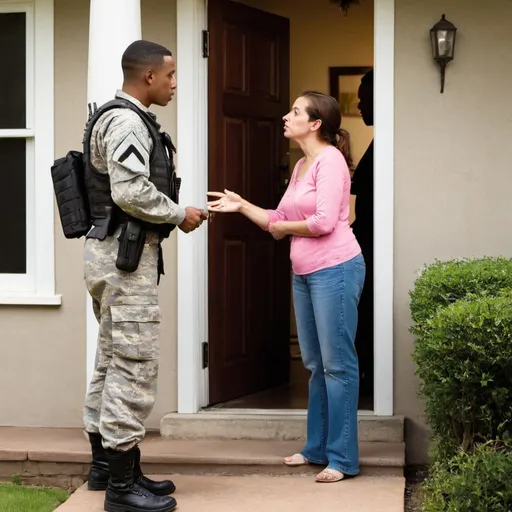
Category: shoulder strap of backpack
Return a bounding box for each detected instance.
[82,99,159,169]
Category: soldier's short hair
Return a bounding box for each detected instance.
[122,40,173,79]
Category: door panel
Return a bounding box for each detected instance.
[208,0,291,405]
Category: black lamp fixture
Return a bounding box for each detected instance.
[430,14,457,93]
[330,0,360,17]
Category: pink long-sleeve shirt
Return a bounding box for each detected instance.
[267,145,361,275]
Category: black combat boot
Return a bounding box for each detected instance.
[88,433,175,496]
[104,446,177,512]
[87,432,110,491]
[134,445,176,496]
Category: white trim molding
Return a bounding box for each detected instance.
[0,129,35,137]
[0,295,61,306]
[176,0,209,414]
[373,0,395,416]
[0,0,59,305]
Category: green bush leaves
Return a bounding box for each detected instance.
[410,257,512,327]
[409,257,512,511]
[413,293,512,457]
[422,443,512,512]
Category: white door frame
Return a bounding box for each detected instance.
[175,0,210,413]
[372,0,394,416]
[179,0,395,416]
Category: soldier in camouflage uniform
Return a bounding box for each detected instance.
[82,40,206,512]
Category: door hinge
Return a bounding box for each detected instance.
[202,30,209,58]
[202,341,209,369]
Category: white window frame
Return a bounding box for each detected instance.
[0,0,60,305]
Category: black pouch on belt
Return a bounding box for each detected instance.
[116,220,146,272]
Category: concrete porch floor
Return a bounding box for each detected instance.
[55,474,405,512]
[0,426,404,478]
[0,426,405,510]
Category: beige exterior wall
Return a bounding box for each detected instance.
[394,0,512,463]
[0,0,179,429]
[0,0,89,428]
[4,0,511,467]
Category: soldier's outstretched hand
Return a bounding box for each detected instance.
[179,206,207,233]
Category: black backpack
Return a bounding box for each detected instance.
[51,148,91,239]
[51,101,156,239]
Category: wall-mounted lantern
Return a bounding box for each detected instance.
[430,14,457,93]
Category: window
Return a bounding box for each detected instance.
[0,0,59,305]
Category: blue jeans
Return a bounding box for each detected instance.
[293,254,365,475]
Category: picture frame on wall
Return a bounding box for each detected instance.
[329,66,372,117]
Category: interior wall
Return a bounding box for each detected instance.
[237,0,374,165]
[235,0,374,339]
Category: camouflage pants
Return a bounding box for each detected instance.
[83,227,161,451]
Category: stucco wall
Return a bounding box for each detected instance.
[394,0,512,463]
[0,0,90,428]
[0,0,179,429]
[5,0,511,467]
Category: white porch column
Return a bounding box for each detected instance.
[87,0,142,107]
[85,0,142,389]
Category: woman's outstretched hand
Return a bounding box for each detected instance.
[207,189,243,213]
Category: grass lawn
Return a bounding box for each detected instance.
[0,483,69,512]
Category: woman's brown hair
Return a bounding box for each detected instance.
[300,90,353,169]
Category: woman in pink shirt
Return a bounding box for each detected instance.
[208,91,365,483]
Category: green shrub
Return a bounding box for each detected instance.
[409,257,512,328]
[412,293,512,458]
[422,442,512,512]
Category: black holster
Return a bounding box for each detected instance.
[116,221,146,272]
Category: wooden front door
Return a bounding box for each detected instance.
[208,0,291,405]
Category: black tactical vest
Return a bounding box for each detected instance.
[82,98,180,240]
